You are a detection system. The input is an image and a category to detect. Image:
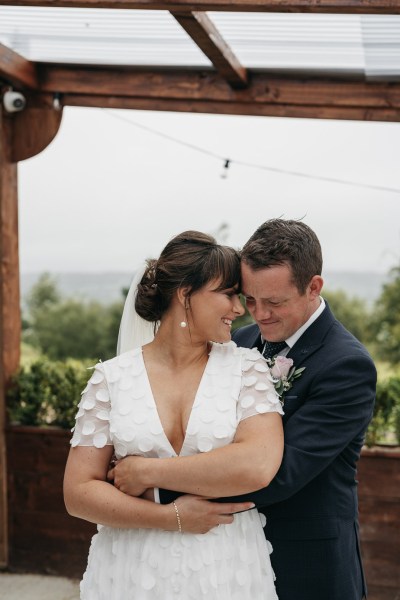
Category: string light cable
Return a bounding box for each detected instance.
[103,109,400,195]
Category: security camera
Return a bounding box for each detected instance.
[3,90,26,113]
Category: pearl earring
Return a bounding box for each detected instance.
[180,321,187,328]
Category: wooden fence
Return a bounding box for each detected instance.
[5,426,400,597]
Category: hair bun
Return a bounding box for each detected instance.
[135,259,163,321]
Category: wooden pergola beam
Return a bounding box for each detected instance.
[36,65,400,121]
[0,0,399,13]
[57,93,400,121]
[171,11,248,88]
[0,44,38,91]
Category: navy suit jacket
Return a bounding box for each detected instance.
[160,304,376,600]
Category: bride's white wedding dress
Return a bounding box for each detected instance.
[71,341,282,599]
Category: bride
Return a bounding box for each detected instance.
[63,230,283,599]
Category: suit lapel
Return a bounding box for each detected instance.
[286,302,336,367]
[287,343,321,368]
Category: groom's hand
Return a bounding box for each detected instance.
[173,495,255,534]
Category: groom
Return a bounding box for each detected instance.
[159,219,376,600]
[112,219,376,600]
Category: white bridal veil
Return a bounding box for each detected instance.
[116,263,157,355]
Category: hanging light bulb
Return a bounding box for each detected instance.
[220,159,231,179]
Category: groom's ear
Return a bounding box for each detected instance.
[308,275,324,298]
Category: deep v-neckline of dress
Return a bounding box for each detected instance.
[139,345,214,456]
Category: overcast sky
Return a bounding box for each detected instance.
[18,106,400,277]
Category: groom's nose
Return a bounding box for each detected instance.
[251,302,271,321]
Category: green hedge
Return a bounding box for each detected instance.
[6,359,400,446]
[365,376,400,446]
[6,358,91,429]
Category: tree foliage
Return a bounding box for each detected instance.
[371,266,400,364]
[23,274,124,361]
[26,272,61,314]
[365,376,400,446]
[322,288,371,345]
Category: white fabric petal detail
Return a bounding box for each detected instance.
[82,421,96,435]
[254,362,269,373]
[96,388,110,403]
[89,370,104,385]
[93,432,108,448]
[240,395,255,409]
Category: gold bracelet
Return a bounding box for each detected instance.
[172,501,182,533]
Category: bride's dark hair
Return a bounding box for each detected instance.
[135,230,241,322]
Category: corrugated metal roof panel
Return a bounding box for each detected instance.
[210,13,365,73]
[0,7,211,66]
[0,7,399,79]
[362,16,400,79]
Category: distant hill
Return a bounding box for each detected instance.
[20,272,133,307]
[322,270,389,305]
[20,270,390,307]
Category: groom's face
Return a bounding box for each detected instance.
[241,262,321,342]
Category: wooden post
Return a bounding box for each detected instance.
[0,100,20,567]
[0,88,62,567]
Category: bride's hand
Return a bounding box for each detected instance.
[172,495,256,534]
[107,456,148,497]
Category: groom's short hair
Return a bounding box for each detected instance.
[241,219,323,295]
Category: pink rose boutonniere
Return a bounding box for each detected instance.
[266,355,305,404]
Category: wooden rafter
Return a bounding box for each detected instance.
[32,65,400,122]
[0,0,399,13]
[0,44,38,90]
[171,11,248,88]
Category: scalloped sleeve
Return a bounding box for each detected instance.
[70,363,112,448]
[237,350,284,422]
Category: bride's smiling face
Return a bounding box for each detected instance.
[186,278,245,343]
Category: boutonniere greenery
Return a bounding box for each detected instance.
[266,355,305,404]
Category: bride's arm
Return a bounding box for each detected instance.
[63,445,174,529]
[109,412,283,498]
[62,363,173,530]
[63,445,254,531]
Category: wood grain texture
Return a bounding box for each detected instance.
[9,92,63,162]
[358,448,400,596]
[32,66,400,122]
[0,43,38,90]
[171,12,248,88]
[0,104,21,567]
[6,427,96,577]
[0,0,399,14]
